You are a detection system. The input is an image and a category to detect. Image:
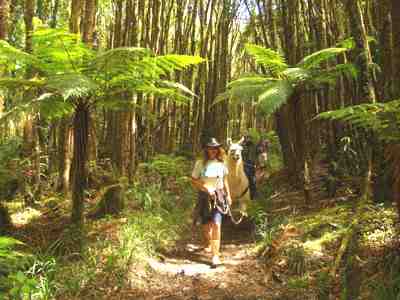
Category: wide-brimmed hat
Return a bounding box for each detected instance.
[204,137,222,148]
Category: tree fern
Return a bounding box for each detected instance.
[222,44,352,116]
[0,78,45,90]
[312,63,358,86]
[0,40,39,68]
[244,43,288,76]
[316,99,400,142]
[45,74,99,100]
[257,80,294,115]
[218,76,278,104]
[298,47,348,69]
[0,28,204,122]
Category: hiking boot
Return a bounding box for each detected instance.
[212,255,221,266]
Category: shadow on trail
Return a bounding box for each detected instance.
[153,217,257,274]
[137,218,275,300]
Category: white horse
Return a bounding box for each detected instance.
[226,138,251,213]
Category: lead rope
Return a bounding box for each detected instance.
[210,191,244,225]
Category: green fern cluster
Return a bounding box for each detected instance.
[220,43,356,115]
[0,237,28,278]
[0,28,204,122]
[316,99,400,142]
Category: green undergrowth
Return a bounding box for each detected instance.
[1,154,195,299]
[251,172,399,299]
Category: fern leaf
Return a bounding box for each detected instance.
[257,80,294,115]
[0,237,24,249]
[91,47,152,72]
[298,47,348,69]
[0,40,40,68]
[33,28,93,73]
[336,36,377,50]
[245,44,288,75]
[160,80,198,98]
[0,93,55,123]
[316,99,400,141]
[283,67,310,81]
[39,97,74,119]
[45,74,98,100]
[153,55,204,73]
[227,76,278,88]
[0,78,45,89]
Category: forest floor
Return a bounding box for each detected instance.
[5,163,399,300]
[110,164,399,300]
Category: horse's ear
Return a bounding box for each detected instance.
[238,136,245,144]
[227,138,232,148]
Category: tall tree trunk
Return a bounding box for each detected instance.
[345,0,376,103]
[392,0,400,99]
[50,0,60,28]
[71,101,89,226]
[82,0,96,44]
[0,0,9,39]
[342,1,376,298]
[378,0,392,100]
[57,118,73,195]
[70,0,83,34]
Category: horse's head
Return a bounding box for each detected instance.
[227,138,244,162]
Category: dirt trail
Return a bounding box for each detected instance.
[125,222,279,300]
[122,167,333,300]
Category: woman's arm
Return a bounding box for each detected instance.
[191,177,208,193]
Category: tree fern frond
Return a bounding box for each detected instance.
[298,47,348,69]
[227,76,278,89]
[39,97,74,119]
[257,80,294,115]
[245,43,288,75]
[316,100,400,141]
[0,93,55,123]
[0,78,45,89]
[46,74,98,100]
[136,85,191,104]
[283,67,311,82]
[152,55,204,73]
[336,36,377,50]
[224,81,278,103]
[0,40,40,67]
[308,63,358,86]
[160,80,198,98]
[215,76,278,105]
[105,76,153,92]
[33,28,93,73]
[91,47,152,72]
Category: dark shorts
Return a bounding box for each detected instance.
[198,192,223,225]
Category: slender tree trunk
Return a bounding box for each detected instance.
[57,118,73,195]
[71,101,89,226]
[70,0,83,34]
[345,0,376,103]
[342,1,376,298]
[392,0,400,99]
[82,0,96,44]
[378,0,392,100]
[0,0,9,39]
[50,0,60,28]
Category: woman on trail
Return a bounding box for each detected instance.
[191,137,232,266]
